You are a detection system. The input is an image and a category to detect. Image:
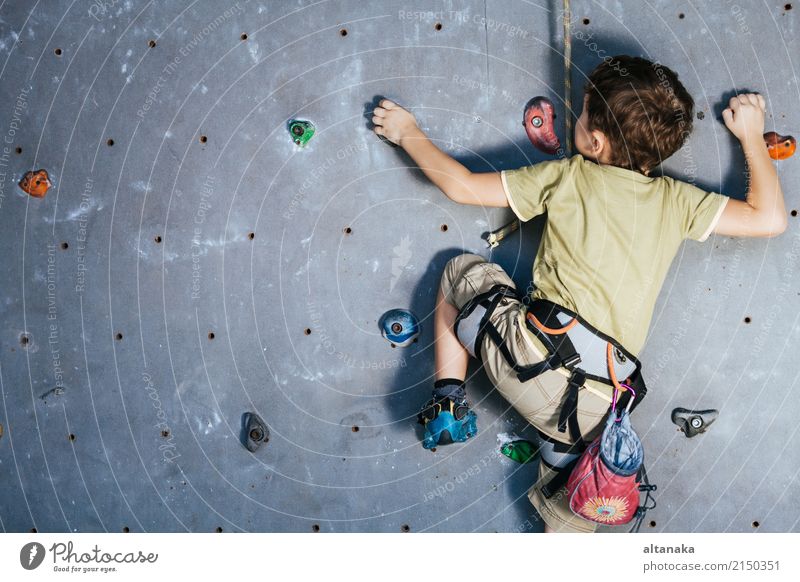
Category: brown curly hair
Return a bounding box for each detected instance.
[584,56,694,174]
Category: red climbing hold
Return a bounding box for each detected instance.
[523,96,561,155]
[764,131,796,160]
[19,169,52,198]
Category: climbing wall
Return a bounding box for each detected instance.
[0,0,798,533]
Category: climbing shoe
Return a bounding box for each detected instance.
[417,396,478,450]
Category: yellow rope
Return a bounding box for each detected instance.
[563,0,572,157]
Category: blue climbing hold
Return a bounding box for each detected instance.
[379,309,420,347]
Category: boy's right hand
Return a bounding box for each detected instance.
[722,93,766,143]
[372,99,420,146]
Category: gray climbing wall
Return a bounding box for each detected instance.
[0,0,798,533]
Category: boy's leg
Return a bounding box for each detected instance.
[434,285,469,382]
[429,252,511,401]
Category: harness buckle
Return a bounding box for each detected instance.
[562,352,582,370]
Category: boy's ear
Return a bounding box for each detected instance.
[590,129,608,158]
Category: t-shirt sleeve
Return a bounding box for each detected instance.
[670,179,729,242]
[500,159,569,221]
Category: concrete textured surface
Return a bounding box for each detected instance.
[0,0,798,533]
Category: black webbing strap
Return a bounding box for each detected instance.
[540,457,579,499]
[482,324,563,378]
[557,369,586,448]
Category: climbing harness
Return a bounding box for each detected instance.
[417,396,478,450]
[456,285,647,448]
[453,284,655,529]
[453,285,518,358]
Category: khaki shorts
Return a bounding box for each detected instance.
[440,253,615,533]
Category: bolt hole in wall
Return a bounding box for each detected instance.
[161,430,170,438]
[434,22,442,30]
[753,521,761,528]
[791,209,797,217]
[343,226,352,234]
[400,524,410,532]
[148,39,156,48]
[351,425,359,432]
[304,328,311,335]
[199,135,208,144]
[248,231,255,240]
[15,146,22,154]
[440,224,448,232]
[744,316,752,324]
[649,520,657,528]
[208,331,215,340]
[115,332,123,341]
[68,433,76,441]
[215,527,223,533]
[154,235,162,244]
[20,333,30,346]
[679,12,685,19]
[339,28,348,36]
[311,524,320,532]
[240,33,248,40]
[60,242,69,250]
[54,47,62,56]
[106,138,114,146]
[785,4,793,11]
[582,17,590,25]
[122,526,130,533]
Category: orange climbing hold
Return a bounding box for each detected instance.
[19,169,52,198]
[764,131,796,160]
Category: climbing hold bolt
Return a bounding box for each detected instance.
[289,119,315,147]
[671,408,718,438]
[523,96,561,155]
[19,169,52,198]
[379,309,420,347]
[764,132,796,160]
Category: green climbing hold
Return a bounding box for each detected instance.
[501,440,539,464]
[289,119,315,147]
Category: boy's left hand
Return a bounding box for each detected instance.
[372,99,420,146]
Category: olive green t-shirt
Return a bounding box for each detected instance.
[501,154,729,357]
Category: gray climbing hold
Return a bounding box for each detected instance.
[671,408,718,438]
[242,412,270,452]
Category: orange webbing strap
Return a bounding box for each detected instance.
[527,312,578,335]
[606,342,628,393]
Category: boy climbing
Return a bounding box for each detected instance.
[371,55,787,533]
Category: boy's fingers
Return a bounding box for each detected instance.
[728,96,741,110]
[757,94,766,110]
[745,94,759,107]
[380,99,397,109]
[373,107,386,117]
[722,108,734,124]
[372,115,384,126]
[374,126,385,136]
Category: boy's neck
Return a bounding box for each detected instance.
[586,154,650,177]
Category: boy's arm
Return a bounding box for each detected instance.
[713,93,788,238]
[372,99,508,207]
